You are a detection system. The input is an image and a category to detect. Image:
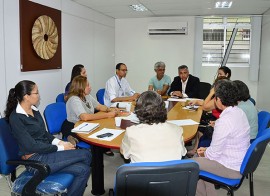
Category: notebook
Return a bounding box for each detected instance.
[71,122,100,133]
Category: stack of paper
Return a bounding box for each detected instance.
[71,122,100,134]
[167,98,186,102]
[167,119,199,126]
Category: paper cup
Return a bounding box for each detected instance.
[115,117,123,127]
[164,101,169,109]
[125,103,131,112]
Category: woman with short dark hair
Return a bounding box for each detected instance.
[5,80,91,196]
[192,80,250,196]
[120,91,187,163]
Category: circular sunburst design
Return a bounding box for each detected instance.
[32,15,58,60]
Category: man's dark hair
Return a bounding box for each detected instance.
[233,80,250,102]
[135,91,167,124]
[116,63,125,70]
[178,65,188,71]
[214,80,238,107]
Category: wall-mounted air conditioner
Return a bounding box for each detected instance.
[148,22,188,35]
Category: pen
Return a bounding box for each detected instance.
[79,123,88,130]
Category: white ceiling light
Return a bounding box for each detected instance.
[215,1,233,8]
[129,4,148,12]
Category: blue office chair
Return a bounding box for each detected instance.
[199,128,270,196]
[44,102,90,149]
[56,93,65,103]
[0,118,74,195]
[96,88,105,105]
[109,159,199,196]
[258,111,270,135]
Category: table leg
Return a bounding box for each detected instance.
[91,145,105,195]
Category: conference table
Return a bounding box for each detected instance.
[75,100,202,195]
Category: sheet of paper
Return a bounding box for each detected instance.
[167,98,187,102]
[88,128,125,141]
[115,113,139,126]
[71,122,99,133]
[167,119,199,126]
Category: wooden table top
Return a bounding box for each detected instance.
[75,101,202,149]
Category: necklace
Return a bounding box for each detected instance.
[82,97,91,109]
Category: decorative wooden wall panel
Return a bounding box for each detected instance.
[20,0,61,71]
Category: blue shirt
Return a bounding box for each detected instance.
[238,100,258,139]
[148,74,171,91]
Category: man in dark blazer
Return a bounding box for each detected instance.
[168,65,200,98]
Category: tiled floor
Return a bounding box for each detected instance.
[1,146,270,196]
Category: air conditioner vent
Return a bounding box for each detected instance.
[148,22,188,35]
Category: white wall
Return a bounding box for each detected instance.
[115,17,195,93]
[115,16,258,101]
[0,0,6,116]
[257,10,270,111]
[200,66,258,101]
[0,0,115,114]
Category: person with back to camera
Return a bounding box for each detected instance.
[168,65,200,98]
[64,64,87,99]
[148,61,171,96]
[192,80,250,196]
[104,63,140,107]
[5,80,91,196]
[120,91,187,163]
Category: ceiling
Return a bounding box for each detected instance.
[72,0,270,19]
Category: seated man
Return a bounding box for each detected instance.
[104,63,140,107]
[148,61,171,96]
[168,65,200,98]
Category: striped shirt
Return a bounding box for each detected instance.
[205,106,250,171]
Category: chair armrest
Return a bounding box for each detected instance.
[7,159,51,196]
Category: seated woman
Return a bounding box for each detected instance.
[192,80,250,196]
[233,80,258,142]
[148,61,171,96]
[187,76,229,156]
[64,75,118,155]
[217,66,231,79]
[5,80,91,196]
[120,91,187,163]
[65,64,87,98]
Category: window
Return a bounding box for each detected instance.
[202,17,251,67]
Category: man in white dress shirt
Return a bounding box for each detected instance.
[104,63,140,107]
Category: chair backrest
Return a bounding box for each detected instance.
[96,88,105,105]
[56,93,65,103]
[198,82,211,100]
[0,118,20,175]
[240,128,270,176]
[114,159,199,196]
[258,111,270,134]
[44,102,67,135]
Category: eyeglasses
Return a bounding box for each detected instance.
[119,69,128,72]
